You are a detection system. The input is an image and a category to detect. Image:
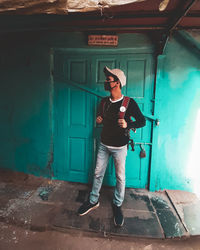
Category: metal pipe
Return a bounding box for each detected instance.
[135,142,152,145]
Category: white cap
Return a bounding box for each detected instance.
[104,66,126,87]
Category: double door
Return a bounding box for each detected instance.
[53,50,155,188]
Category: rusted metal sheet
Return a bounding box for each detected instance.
[0,0,200,31]
[0,0,147,14]
[0,0,68,14]
[67,0,147,12]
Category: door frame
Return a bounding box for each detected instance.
[52,48,158,189]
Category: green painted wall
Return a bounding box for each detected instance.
[0,30,200,194]
[150,32,200,195]
[0,36,53,177]
[0,32,154,179]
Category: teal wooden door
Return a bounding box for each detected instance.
[121,54,154,188]
[53,50,155,189]
[53,54,94,183]
[90,53,154,188]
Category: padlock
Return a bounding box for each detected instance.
[140,145,146,158]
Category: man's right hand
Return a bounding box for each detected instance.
[96,116,103,124]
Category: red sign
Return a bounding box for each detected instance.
[88,35,118,46]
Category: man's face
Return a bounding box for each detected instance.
[104,75,117,91]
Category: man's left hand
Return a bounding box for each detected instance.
[118,119,127,128]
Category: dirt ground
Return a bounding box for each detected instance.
[0,222,200,250]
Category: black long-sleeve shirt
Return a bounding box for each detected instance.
[97,96,146,147]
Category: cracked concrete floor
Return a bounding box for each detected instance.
[0,222,200,250]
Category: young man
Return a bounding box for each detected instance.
[78,66,146,227]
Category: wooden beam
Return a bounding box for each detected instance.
[158,0,198,55]
[168,0,198,31]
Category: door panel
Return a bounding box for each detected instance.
[126,59,146,98]
[54,50,155,188]
[54,55,93,183]
[70,89,87,127]
[120,54,154,187]
[69,60,87,84]
[69,137,86,173]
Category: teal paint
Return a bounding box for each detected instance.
[53,49,155,188]
[0,38,53,177]
[0,29,200,194]
[150,33,200,194]
[50,32,155,189]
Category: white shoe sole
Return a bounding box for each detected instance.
[114,217,124,227]
[79,202,100,216]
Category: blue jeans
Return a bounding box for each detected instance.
[89,143,127,207]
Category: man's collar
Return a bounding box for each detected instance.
[109,95,124,103]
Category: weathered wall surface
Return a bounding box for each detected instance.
[0,36,53,177]
[0,32,154,180]
[150,32,200,195]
